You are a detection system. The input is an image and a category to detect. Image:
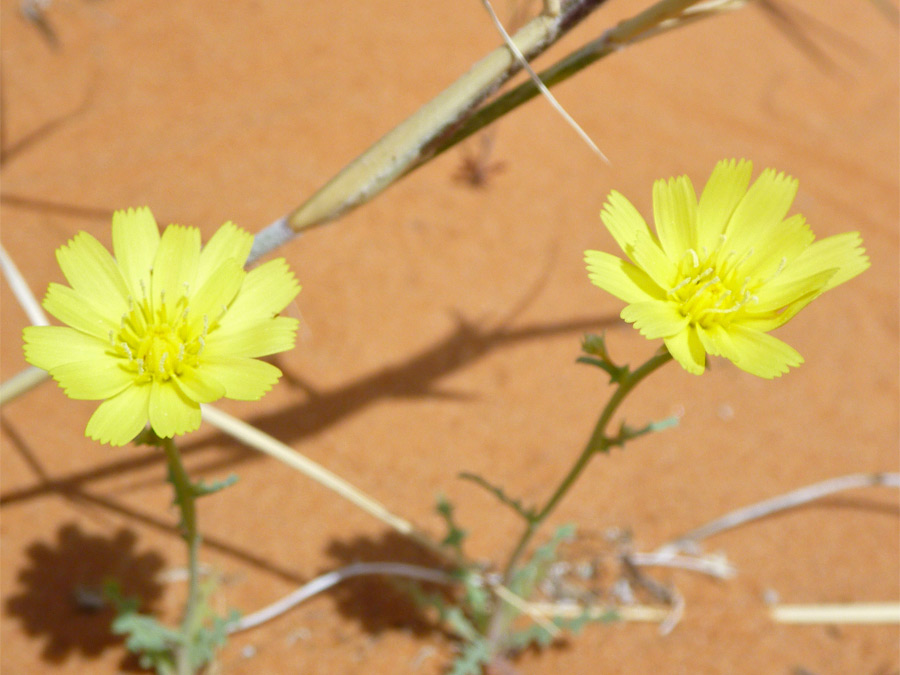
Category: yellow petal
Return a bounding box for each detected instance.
[696,159,753,251]
[150,225,201,319]
[112,207,160,300]
[742,281,827,332]
[198,355,282,400]
[630,227,677,290]
[23,325,109,371]
[56,232,129,318]
[600,191,654,264]
[174,368,226,404]
[187,258,245,334]
[653,175,697,261]
[207,316,299,358]
[194,222,253,290]
[725,168,798,254]
[774,231,869,294]
[702,324,802,378]
[752,268,835,313]
[148,380,201,439]
[86,384,151,446]
[585,250,663,303]
[48,358,133,400]
[43,283,118,338]
[620,301,688,339]
[664,326,706,375]
[740,214,814,281]
[222,258,300,323]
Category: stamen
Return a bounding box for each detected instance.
[177,344,185,361]
[109,330,115,346]
[684,248,700,268]
[689,276,720,302]
[696,267,715,282]
[670,277,692,294]
[711,289,732,309]
[761,257,787,285]
[121,343,133,360]
[736,247,755,269]
[136,358,145,375]
[159,352,168,375]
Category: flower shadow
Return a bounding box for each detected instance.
[247,312,620,446]
[5,522,165,668]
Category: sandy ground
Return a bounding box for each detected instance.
[1,1,898,673]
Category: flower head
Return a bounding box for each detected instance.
[585,160,869,378]
[23,207,301,445]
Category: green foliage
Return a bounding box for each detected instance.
[605,416,679,451]
[509,523,574,599]
[458,473,536,522]
[192,474,239,498]
[447,638,492,675]
[418,499,608,673]
[436,494,468,554]
[187,609,240,670]
[505,608,602,652]
[577,333,628,382]
[106,582,179,675]
[104,576,239,674]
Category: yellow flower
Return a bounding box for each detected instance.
[23,207,300,445]
[585,159,869,378]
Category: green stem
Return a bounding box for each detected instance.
[490,347,673,647]
[161,438,201,675]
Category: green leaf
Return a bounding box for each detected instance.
[510,524,575,599]
[507,622,556,651]
[192,473,238,497]
[187,610,240,669]
[579,333,628,382]
[458,472,535,521]
[507,605,616,653]
[111,612,180,673]
[132,426,166,448]
[103,579,140,615]
[436,494,468,553]
[447,638,491,675]
[605,415,679,451]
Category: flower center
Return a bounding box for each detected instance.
[668,236,777,328]
[110,282,208,383]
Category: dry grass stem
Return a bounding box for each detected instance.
[229,562,456,634]
[658,472,900,555]
[771,603,900,624]
[199,404,451,562]
[0,245,48,327]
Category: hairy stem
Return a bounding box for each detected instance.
[488,348,673,650]
[161,438,201,675]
